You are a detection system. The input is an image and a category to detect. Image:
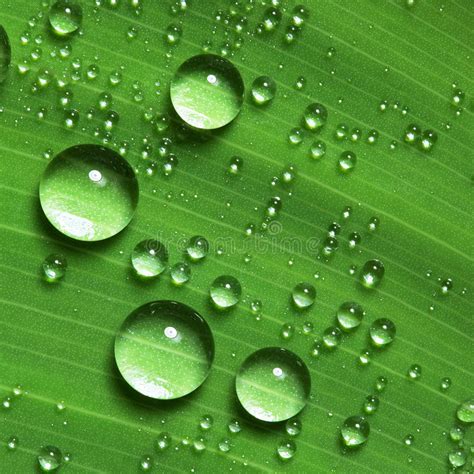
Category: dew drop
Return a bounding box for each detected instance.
[170,262,191,285]
[456,399,474,424]
[228,156,243,174]
[155,432,171,451]
[336,301,364,330]
[360,259,385,288]
[186,235,209,261]
[375,376,387,392]
[292,282,316,308]
[49,0,82,35]
[310,140,326,159]
[114,301,214,399]
[450,426,464,441]
[131,240,168,278]
[363,395,379,414]
[448,449,467,468]
[280,323,295,340]
[338,151,357,173]
[199,414,213,430]
[303,103,328,131]
[42,254,67,282]
[218,438,231,452]
[403,434,414,446]
[235,347,311,422]
[323,326,342,348]
[228,419,242,434]
[7,436,18,450]
[0,26,11,83]
[251,76,276,105]
[368,216,380,232]
[285,419,302,437]
[369,318,396,347]
[419,129,438,152]
[407,364,422,380]
[341,416,370,447]
[210,275,241,309]
[39,145,139,242]
[170,54,244,130]
[139,455,153,471]
[277,439,296,460]
[403,123,421,144]
[440,377,451,391]
[38,445,62,472]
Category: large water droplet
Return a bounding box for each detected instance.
[336,301,364,330]
[360,259,385,288]
[170,54,244,130]
[341,416,370,447]
[210,275,242,308]
[369,318,396,347]
[49,0,83,35]
[0,26,11,83]
[131,239,168,278]
[38,445,62,472]
[235,347,311,422]
[39,145,139,241]
[115,301,214,399]
[251,76,276,105]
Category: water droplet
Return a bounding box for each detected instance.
[251,76,276,105]
[323,326,342,348]
[310,140,326,159]
[277,439,296,460]
[199,414,213,430]
[407,364,422,380]
[7,436,18,450]
[375,376,387,392]
[228,156,243,174]
[368,216,380,232]
[360,259,385,288]
[210,275,241,309]
[236,347,311,422]
[358,349,371,366]
[336,301,364,330]
[367,129,379,144]
[164,24,182,45]
[139,455,153,471]
[156,432,171,451]
[218,438,231,452]
[440,278,453,295]
[303,103,327,131]
[291,282,316,308]
[228,419,242,434]
[341,416,370,447]
[451,88,465,107]
[288,127,304,145]
[335,123,349,140]
[42,254,67,282]
[285,419,302,436]
[193,437,206,453]
[419,129,438,152]
[363,395,379,414]
[448,449,467,468]
[49,0,82,35]
[403,123,421,144]
[170,54,244,130]
[338,151,357,173]
[40,145,139,242]
[369,318,396,347]
[450,426,464,441]
[403,434,414,446]
[280,323,295,340]
[456,399,474,424]
[0,26,11,83]
[440,377,451,391]
[131,240,168,278]
[170,262,191,285]
[348,231,361,249]
[186,235,209,261]
[38,445,62,472]
[263,7,282,31]
[115,301,214,399]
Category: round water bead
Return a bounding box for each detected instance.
[170,54,244,130]
[131,240,168,278]
[448,449,467,468]
[277,439,296,460]
[285,419,302,437]
[235,347,311,422]
[369,318,396,347]
[456,399,474,424]
[251,76,276,105]
[170,262,191,285]
[323,326,342,348]
[49,0,83,35]
[292,282,316,308]
[210,275,242,308]
[42,254,67,282]
[336,301,364,330]
[39,145,139,242]
[341,416,370,447]
[38,445,62,472]
[115,301,214,399]
[186,235,209,261]
[338,151,357,173]
[363,395,379,414]
[310,140,326,159]
[156,432,171,451]
[303,103,328,131]
[407,364,422,380]
[360,259,385,288]
[0,25,11,83]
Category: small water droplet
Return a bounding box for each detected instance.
[341,416,370,447]
[186,235,209,261]
[199,414,213,430]
[156,432,171,451]
[303,103,327,131]
[228,419,242,434]
[375,376,387,392]
[310,140,326,159]
[407,364,422,380]
[251,76,276,105]
[448,448,467,468]
[403,434,414,446]
[49,0,82,35]
[369,318,396,347]
[7,436,18,450]
[285,419,302,436]
[456,399,473,424]
[131,239,168,278]
[338,151,357,173]
[277,439,296,460]
[139,455,153,471]
[38,445,62,472]
[336,301,364,330]
[363,395,379,414]
[360,259,385,289]
[323,326,342,348]
[440,377,451,391]
[170,262,191,285]
[210,275,242,309]
[291,282,316,308]
[42,254,67,282]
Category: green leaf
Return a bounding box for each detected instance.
[0,0,472,472]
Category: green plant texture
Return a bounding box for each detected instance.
[0,0,472,472]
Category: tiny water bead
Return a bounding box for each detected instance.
[375,376,388,392]
[369,318,396,347]
[114,301,214,399]
[336,301,364,330]
[403,434,414,446]
[235,347,311,422]
[360,259,385,288]
[38,445,62,472]
[139,455,153,471]
[228,419,242,434]
[156,432,171,451]
[170,262,191,285]
[210,275,242,308]
[199,414,213,430]
[363,395,379,414]
[170,54,244,130]
[419,130,438,152]
[49,0,83,35]
[341,416,370,447]
[407,364,422,380]
[39,145,139,242]
[338,151,357,173]
[131,240,168,278]
[310,140,326,159]
[403,123,421,144]
[292,282,316,308]
[440,377,452,391]
[456,399,474,423]
[323,326,342,348]
[42,254,67,282]
[7,435,18,450]
[450,426,464,441]
[251,76,276,105]
[0,26,11,83]
[277,440,296,460]
[186,235,209,261]
[285,419,302,436]
[303,103,328,131]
